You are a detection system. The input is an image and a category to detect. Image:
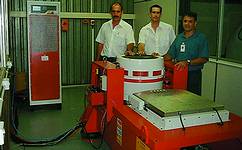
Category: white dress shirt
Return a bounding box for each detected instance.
[96,19,135,57]
[138,21,176,56]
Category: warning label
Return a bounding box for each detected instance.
[116,118,122,146]
[136,137,150,150]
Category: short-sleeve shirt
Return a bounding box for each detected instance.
[96,19,135,57]
[168,31,209,71]
[138,22,176,56]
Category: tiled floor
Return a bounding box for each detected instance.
[10,86,110,150]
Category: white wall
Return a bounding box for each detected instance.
[202,62,216,100]
[202,61,242,117]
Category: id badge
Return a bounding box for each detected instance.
[180,42,186,52]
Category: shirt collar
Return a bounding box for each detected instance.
[182,31,198,39]
[147,22,163,31]
[109,19,125,29]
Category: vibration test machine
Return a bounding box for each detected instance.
[80,55,242,150]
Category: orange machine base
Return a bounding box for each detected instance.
[104,105,242,150]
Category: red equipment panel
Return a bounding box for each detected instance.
[80,61,124,133]
[30,51,60,100]
[28,14,61,103]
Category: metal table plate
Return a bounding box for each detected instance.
[134,89,224,117]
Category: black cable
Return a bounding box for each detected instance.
[178,111,186,131]
[83,127,104,150]
[14,122,85,146]
[9,68,87,146]
[9,68,106,148]
[213,108,224,126]
[82,109,107,149]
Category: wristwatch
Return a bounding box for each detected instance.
[187,59,191,64]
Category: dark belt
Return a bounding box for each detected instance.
[100,56,117,63]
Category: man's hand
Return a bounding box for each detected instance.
[137,50,146,55]
[163,54,172,61]
[151,52,160,57]
[174,61,188,71]
[137,43,146,55]
[125,50,135,56]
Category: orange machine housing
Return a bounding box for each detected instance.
[104,105,242,150]
[163,60,188,90]
[81,61,242,150]
[80,61,124,134]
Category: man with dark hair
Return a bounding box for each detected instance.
[149,4,162,13]
[164,11,209,95]
[110,1,123,12]
[138,4,175,56]
[96,2,135,62]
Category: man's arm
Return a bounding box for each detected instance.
[175,57,208,70]
[174,34,209,70]
[169,26,176,45]
[96,43,104,61]
[95,24,104,61]
[124,24,135,56]
[189,57,208,65]
[137,26,147,55]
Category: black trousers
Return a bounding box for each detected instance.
[187,70,202,95]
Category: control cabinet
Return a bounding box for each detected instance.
[27,1,61,106]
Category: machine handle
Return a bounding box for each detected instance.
[141,125,149,145]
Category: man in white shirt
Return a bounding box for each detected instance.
[96,2,135,62]
[138,4,176,56]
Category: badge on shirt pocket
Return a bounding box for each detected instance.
[180,42,186,52]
